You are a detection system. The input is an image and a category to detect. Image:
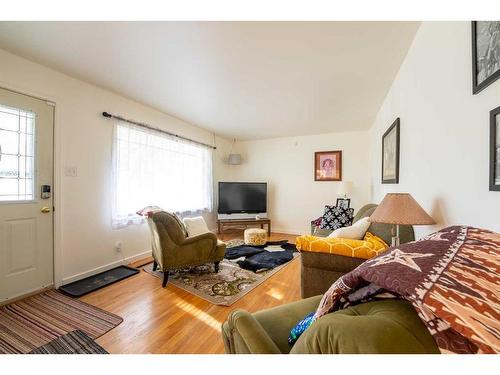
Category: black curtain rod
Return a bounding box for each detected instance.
[102,111,216,150]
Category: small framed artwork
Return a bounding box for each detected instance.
[472,21,500,94]
[336,198,350,210]
[490,105,500,191]
[382,118,400,184]
[314,151,342,181]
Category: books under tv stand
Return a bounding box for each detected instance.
[217,218,271,238]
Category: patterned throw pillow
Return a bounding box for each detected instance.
[319,205,354,230]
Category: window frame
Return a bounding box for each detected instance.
[0,103,37,204]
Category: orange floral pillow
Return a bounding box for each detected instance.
[363,232,389,250]
[295,232,389,260]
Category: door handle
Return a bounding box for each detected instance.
[41,207,51,213]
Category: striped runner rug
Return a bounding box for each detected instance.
[0,290,122,354]
[29,330,108,354]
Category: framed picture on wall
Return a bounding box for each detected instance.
[382,118,400,184]
[472,21,500,94]
[490,105,500,191]
[314,150,342,181]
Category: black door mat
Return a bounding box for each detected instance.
[59,265,140,297]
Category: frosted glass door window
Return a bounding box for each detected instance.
[0,104,35,201]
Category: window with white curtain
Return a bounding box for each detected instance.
[112,120,213,228]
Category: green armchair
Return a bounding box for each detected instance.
[221,296,439,354]
[148,211,226,287]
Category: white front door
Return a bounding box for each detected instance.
[0,88,54,302]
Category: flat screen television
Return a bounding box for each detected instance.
[218,182,267,214]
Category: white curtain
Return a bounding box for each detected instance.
[111,120,213,228]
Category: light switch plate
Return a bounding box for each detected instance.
[64,166,78,177]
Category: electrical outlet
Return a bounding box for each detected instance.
[115,241,122,253]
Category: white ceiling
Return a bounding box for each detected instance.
[0,22,419,140]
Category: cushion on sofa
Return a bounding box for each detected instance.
[319,205,354,230]
[363,232,388,250]
[253,295,323,354]
[296,232,389,260]
[327,217,371,240]
[289,300,440,354]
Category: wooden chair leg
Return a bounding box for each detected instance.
[152,261,158,271]
[214,261,220,273]
[162,271,169,287]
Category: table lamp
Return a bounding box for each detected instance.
[337,181,353,198]
[369,193,436,246]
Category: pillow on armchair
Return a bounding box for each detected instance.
[319,205,354,230]
[183,216,210,237]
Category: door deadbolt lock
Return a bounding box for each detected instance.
[41,185,51,199]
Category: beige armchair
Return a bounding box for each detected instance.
[147,211,226,287]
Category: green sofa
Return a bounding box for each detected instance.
[221,295,439,354]
[302,203,415,298]
[221,204,437,354]
[148,211,226,287]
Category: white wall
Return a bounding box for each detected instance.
[370,22,500,238]
[230,131,371,234]
[3,21,497,286]
[0,48,233,285]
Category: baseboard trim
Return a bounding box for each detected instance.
[61,250,152,285]
[271,228,303,236]
[217,227,302,237]
[1,285,54,305]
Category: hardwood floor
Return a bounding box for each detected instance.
[80,232,301,354]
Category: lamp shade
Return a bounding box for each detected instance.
[337,181,353,196]
[370,193,436,225]
[228,153,242,165]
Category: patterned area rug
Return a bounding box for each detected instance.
[29,330,108,354]
[143,239,299,306]
[0,290,122,354]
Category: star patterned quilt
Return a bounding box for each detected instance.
[312,226,500,354]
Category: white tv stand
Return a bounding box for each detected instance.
[217,212,268,220]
